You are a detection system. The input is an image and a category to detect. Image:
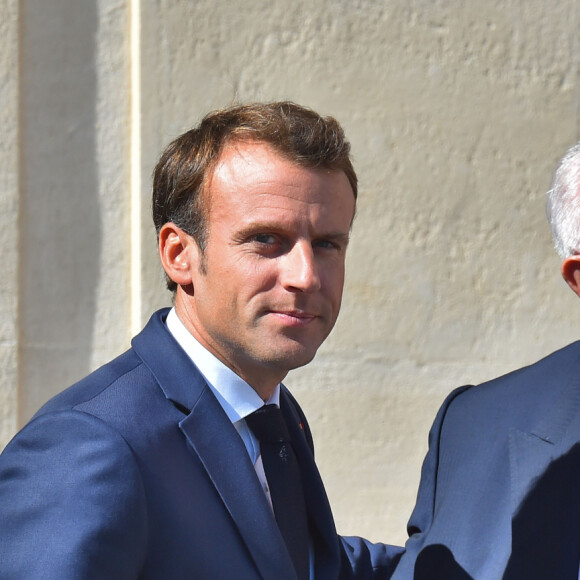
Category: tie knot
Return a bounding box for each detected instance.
[245,404,290,444]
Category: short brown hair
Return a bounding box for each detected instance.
[152,101,357,291]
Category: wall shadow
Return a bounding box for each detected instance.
[19,0,100,422]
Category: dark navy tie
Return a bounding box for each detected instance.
[246,404,310,580]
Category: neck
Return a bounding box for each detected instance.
[172,295,286,402]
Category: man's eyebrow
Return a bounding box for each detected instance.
[317,232,351,243]
[234,224,350,243]
[234,222,279,236]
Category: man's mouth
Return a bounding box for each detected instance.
[267,310,318,327]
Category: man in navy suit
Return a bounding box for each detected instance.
[0,102,401,579]
[391,142,580,579]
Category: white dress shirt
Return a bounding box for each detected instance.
[166,307,279,507]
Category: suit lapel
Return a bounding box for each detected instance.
[132,310,298,580]
[179,389,298,580]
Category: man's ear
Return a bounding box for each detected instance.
[562,256,580,298]
[158,223,201,287]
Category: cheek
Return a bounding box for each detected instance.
[244,260,280,293]
[321,267,345,308]
[324,260,346,286]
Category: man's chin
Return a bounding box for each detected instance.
[265,342,320,372]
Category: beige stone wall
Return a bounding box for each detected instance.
[0,0,19,448]
[3,0,580,546]
[17,0,132,422]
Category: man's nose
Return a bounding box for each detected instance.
[280,242,321,293]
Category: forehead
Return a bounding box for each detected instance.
[206,141,355,219]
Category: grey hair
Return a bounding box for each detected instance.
[547,143,580,258]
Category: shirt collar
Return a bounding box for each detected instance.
[166,308,280,424]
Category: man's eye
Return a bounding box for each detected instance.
[313,240,337,250]
[254,234,276,245]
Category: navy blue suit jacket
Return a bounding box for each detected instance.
[392,341,580,579]
[0,309,400,579]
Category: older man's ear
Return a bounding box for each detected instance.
[561,255,580,298]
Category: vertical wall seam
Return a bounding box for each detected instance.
[15,0,23,429]
[130,0,141,335]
